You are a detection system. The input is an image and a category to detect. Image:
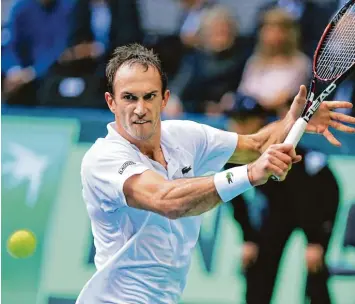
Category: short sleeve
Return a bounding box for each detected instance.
[81,144,150,213]
[180,121,238,176]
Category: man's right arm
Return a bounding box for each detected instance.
[124,170,220,219]
[124,144,294,219]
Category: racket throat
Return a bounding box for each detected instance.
[302,81,337,122]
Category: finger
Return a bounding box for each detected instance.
[267,162,285,178]
[323,129,341,147]
[329,120,355,133]
[295,85,308,102]
[325,101,353,109]
[292,155,302,163]
[330,111,355,124]
[286,146,297,159]
[268,155,290,173]
[268,149,293,165]
[271,143,295,153]
[283,147,302,163]
[271,145,302,162]
[291,85,308,107]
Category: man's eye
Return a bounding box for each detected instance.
[144,94,156,100]
[123,95,136,101]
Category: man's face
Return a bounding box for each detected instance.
[105,63,169,141]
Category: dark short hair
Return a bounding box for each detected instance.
[106,43,168,95]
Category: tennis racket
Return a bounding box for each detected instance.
[271,0,355,181]
[284,0,355,147]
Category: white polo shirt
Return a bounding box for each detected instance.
[77,120,238,304]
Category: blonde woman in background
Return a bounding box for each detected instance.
[238,8,311,117]
[169,5,252,115]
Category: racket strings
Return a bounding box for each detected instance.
[316,3,355,80]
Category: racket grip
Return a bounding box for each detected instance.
[284,117,308,147]
[271,118,308,182]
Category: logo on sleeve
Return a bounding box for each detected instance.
[118,161,136,174]
[226,172,234,184]
[182,165,192,174]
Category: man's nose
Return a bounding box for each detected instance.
[134,99,147,117]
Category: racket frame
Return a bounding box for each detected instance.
[272,0,355,179]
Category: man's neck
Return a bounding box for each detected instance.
[114,120,162,157]
[131,128,167,168]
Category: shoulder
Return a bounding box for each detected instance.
[162,119,201,131]
[162,119,206,140]
[81,137,138,173]
[162,120,207,152]
[162,119,230,150]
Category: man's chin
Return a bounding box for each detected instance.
[128,130,154,141]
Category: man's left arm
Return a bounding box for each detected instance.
[228,85,355,165]
[228,115,296,164]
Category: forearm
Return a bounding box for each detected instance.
[156,176,222,218]
[125,167,252,219]
[253,114,295,153]
[229,114,296,164]
[125,174,222,218]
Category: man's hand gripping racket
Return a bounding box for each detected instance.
[273,0,355,180]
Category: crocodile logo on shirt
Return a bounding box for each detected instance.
[226,172,234,184]
[182,165,192,175]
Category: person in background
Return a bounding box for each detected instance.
[59,0,143,93]
[170,5,252,115]
[178,0,214,48]
[224,94,340,304]
[238,8,310,117]
[1,0,73,105]
[255,0,333,57]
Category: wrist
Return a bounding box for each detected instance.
[214,165,253,202]
[247,163,255,186]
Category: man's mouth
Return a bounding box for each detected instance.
[133,120,150,125]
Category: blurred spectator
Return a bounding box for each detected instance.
[238,8,311,117]
[255,0,334,57]
[59,0,143,92]
[1,0,73,105]
[170,5,252,114]
[179,0,214,48]
[224,94,339,304]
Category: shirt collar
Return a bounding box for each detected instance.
[106,122,133,145]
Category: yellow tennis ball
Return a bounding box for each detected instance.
[7,229,37,259]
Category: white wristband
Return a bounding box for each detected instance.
[214,165,253,202]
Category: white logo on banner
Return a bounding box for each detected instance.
[2,142,49,207]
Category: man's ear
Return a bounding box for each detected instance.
[161,89,170,109]
[105,92,116,114]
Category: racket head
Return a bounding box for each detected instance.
[313,0,355,82]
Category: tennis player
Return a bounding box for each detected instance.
[77,44,355,304]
